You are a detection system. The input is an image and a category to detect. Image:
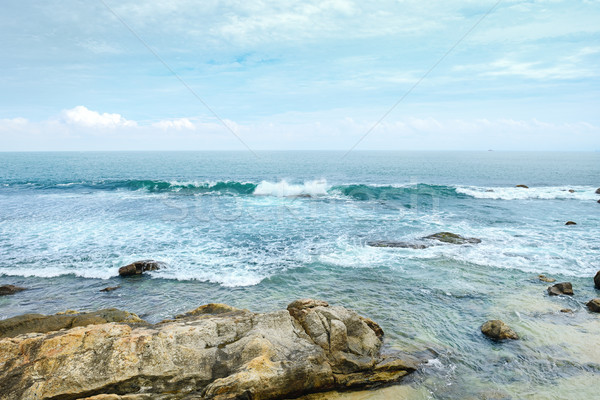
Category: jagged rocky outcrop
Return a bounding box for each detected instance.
[0,299,418,400]
[118,260,165,277]
[367,232,481,249]
[0,285,26,296]
[422,232,481,245]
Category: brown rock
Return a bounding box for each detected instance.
[100,286,120,292]
[595,271,600,289]
[0,284,26,296]
[516,185,529,188]
[118,260,165,277]
[538,275,556,283]
[0,300,418,400]
[560,309,573,313]
[565,221,577,225]
[587,299,600,313]
[568,189,575,193]
[481,320,519,341]
[548,282,574,296]
[0,308,144,338]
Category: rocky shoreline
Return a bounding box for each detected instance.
[0,299,419,400]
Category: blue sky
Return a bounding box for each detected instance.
[1,0,599,150]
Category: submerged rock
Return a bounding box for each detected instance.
[565,221,577,225]
[515,185,529,189]
[367,241,429,249]
[0,299,418,400]
[423,232,482,245]
[118,260,165,277]
[481,320,519,341]
[100,285,121,292]
[538,275,556,283]
[587,299,600,313]
[0,284,26,296]
[547,282,574,296]
[0,308,144,338]
[595,271,600,289]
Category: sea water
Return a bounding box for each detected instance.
[1,151,599,399]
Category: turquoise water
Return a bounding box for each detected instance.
[1,151,599,399]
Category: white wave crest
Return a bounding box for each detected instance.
[253,179,329,197]
[456,186,598,201]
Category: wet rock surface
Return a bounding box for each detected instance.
[480,320,519,341]
[118,260,165,277]
[595,271,600,289]
[0,285,26,296]
[0,299,418,400]
[422,232,482,245]
[547,282,574,296]
[586,299,600,313]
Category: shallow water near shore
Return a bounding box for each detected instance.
[1,151,599,399]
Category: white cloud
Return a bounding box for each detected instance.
[61,106,137,128]
[152,118,195,130]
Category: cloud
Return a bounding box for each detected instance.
[61,106,137,128]
[152,118,195,130]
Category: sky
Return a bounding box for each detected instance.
[0,0,599,151]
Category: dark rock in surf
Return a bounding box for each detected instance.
[0,285,26,296]
[118,260,165,277]
[100,285,120,292]
[565,221,577,225]
[516,185,529,189]
[367,241,429,249]
[481,320,519,341]
[560,308,574,313]
[596,188,600,194]
[594,271,600,289]
[587,299,600,313]
[568,189,575,193]
[423,232,481,245]
[547,282,573,296]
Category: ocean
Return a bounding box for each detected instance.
[1,151,599,399]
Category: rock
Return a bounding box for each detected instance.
[587,299,600,313]
[0,284,26,296]
[560,309,573,313]
[100,285,121,292]
[0,308,144,338]
[538,275,556,283]
[422,232,481,245]
[480,320,519,341]
[485,189,494,192]
[118,260,165,277]
[367,241,429,249]
[547,282,574,296]
[568,189,575,193]
[596,188,600,194]
[565,221,577,225]
[0,300,418,400]
[515,185,529,189]
[598,199,600,204]
[595,271,600,289]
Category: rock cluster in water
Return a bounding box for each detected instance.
[0,299,418,400]
[367,232,481,249]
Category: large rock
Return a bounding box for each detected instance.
[0,308,144,338]
[595,271,600,290]
[547,282,574,296]
[0,299,417,400]
[118,260,165,277]
[0,284,26,296]
[587,299,600,313]
[423,232,481,245]
[480,320,519,341]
